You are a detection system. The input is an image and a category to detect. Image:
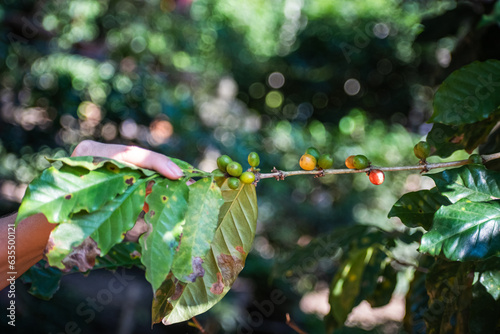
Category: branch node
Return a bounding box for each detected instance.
[271,167,285,181]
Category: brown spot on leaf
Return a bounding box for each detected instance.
[125,177,135,185]
[210,272,224,295]
[217,253,244,284]
[235,246,246,255]
[65,194,72,200]
[185,257,205,282]
[130,250,141,259]
[61,237,101,272]
[149,210,156,218]
[175,233,183,252]
[171,282,185,301]
[450,134,465,144]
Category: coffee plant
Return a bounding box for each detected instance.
[17,60,500,332]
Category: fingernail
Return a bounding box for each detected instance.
[167,160,184,178]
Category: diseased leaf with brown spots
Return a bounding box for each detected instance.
[139,179,189,292]
[171,177,223,283]
[16,164,142,225]
[45,178,147,269]
[153,181,258,325]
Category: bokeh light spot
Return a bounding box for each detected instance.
[268,72,285,89]
[344,78,361,96]
[265,91,283,108]
[249,82,266,99]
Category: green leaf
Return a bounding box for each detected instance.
[389,188,451,230]
[475,257,500,301]
[48,156,157,176]
[20,260,64,300]
[327,247,378,328]
[171,177,223,283]
[479,270,500,301]
[426,118,499,158]
[156,182,258,325]
[94,242,143,270]
[169,157,211,177]
[16,165,143,225]
[469,282,500,334]
[45,178,147,269]
[419,201,500,261]
[430,59,500,125]
[366,261,398,308]
[140,179,189,292]
[429,165,500,203]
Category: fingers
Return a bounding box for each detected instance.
[71,140,184,179]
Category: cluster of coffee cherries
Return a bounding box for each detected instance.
[216,152,260,189]
[345,154,385,185]
[299,147,334,171]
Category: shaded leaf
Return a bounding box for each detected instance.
[16,165,142,225]
[424,260,474,334]
[171,177,223,283]
[403,256,433,333]
[427,118,499,158]
[94,242,143,270]
[429,165,500,203]
[140,179,189,292]
[366,262,398,308]
[430,59,500,125]
[20,260,64,300]
[274,225,388,280]
[45,178,147,269]
[389,188,451,230]
[420,201,500,261]
[156,182,258,325]
[469,282,500,334]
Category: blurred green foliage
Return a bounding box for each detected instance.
[2,0,500,332]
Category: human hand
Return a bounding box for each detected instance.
[71,140,184,179]
[71,140,183,241]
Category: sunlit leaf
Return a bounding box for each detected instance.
[429,165,500,203]
[327,247,378,329]
[16,165,143,225]
[140,179,189,292]
[388,188,451,230]
[48,156,157,176]
[430,59,500,125]
[154,182,258,325]
[419,201,500,261]
[171,177,223,283]
[46,178,147,269]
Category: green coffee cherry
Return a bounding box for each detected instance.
[226,161,243,177]
[318,154,333,169]
[217,155,232,172]
[240,171,255,184]
[353,155,370,169]
[248,152,260,167]
[414,141,431,161]
[305,147,320,162]
[468,154,482,165]
[228,177,240,189]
